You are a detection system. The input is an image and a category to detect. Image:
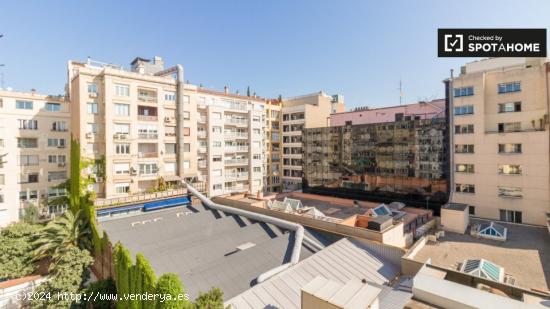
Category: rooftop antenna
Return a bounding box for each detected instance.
[398,79,404,105]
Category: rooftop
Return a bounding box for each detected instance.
[412,218,550,292]
[100,204,335,299]
[225,238,412,309]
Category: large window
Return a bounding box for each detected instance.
[498,122,521,133]
[115,183,130,194]
[165,91,176,101]
[165,162,176,173]
[165,143,176,154]
[115,144,131,154]
[455,124,474,134]
[455,144,474,154]
[52,121,68,132]
[48,171,67,182]
[498,165,522,175]
[87,102,98,114]
[88,83,98,94]
[19,155,39,166]
[499,209,522,223]
[17,138,38,148]
[47,138,66,147]
[453,87,474,97]
[498,102,521,113]
[115,84,130,97]
[498,186,522,198]
[45,102,61,112]
[115,103,130,116]
[19,119,38,130]
[498,143,521,154]
[16,100,33,110]
[455,164,474,173]
[498,82,521,94]
[454,105,474,116]
[139,163,158,175]
[455,183,475,194]
[86,123,98,134]
[114,123,130,135]
[114,163,130,175]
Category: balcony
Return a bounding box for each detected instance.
[138,133,158,139]
[225,158,248,166]
[225,118,247,126]
[138,152,158,158]
[226,172,249,180]
[197,131,207,138]
[224,184,247,194]
[138,115,158,122]
[198,147,207,153]
[198,162,207,168]
[224,132,248,139]
[198,117,207,123]
[165,132,176,137]
[137,89,158,103]
[114,133,130,140]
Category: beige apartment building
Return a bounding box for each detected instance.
[450,57,550,226]
[0,90,70,227]
[280,92,344,191]
[68,57,269,200]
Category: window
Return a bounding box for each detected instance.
[48,187,67,197]
[183,127,190,136]
[19,119,38,130]
[87,143,98,154]
[498,165,522,175]
[254,179,261,186]
[115,183,130,194]
[87,102,98,114]
[498,143,521,154]
[139,163,158,175]
[253,129,260,135]
[498,122,521,133]
[213,141,221,147]
[16,100,33,110]
[212,126,222,133]
[453,87,474,97]
[19,155,39,166]
[253,116,260,122]
[165,91,176,101]
[17,138,38,148]
[455,124,474,134]
[114,163,130,175]
[212,112,222,119]
[498,102,521,113]
[253,154,261,160]
[48,155,66,163]
[88,83,98,94]
[455,183,475,194]
[183,111,190,120]
[454,105,474,116]
[114,123,130,134]
[212,169,222,177]
[183,161,190,169]
[115,144,131,154]
[45,102,61,112]
[183,143,190,152]
[253,167,261,173]
[498,187,522,198]
[19,190,38,201]
[455,164,474,173]
[468,206,476,215]
[499,209,522,223]
[115,84,130,97]
[213,156,222,162]
[48,138,66,147]
[182,96,190,104]
[115,103,130,116]
[48,171,67,182]
[165,143,176,154]
[52,121,68,132]
[498,82,521,94]
[165,162,176,173]
[455,144,474,154]
[213,184,222,190]
[87,123,98,134]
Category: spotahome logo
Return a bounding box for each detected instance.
[438,29,546,57]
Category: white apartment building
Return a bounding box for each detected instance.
[449,57,550,225]
[0,91,70,227]
[281,92,344,191]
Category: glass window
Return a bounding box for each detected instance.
[498,143,521,154]
[115,183,130,194]
[19,119,38,130]
[183,111,190,120]
[114,123,130,134]
[17,138,38,148]
[183,143,190,152]
[45,102,61,112]
[183,161,190,169]
[16,100,33,110]
[454,105,474,116]
[165,143,176,154]
[212,169,222,177]
[87,123,98,134]
[114,163,130,174]
[454,124,474,134]
[48,171,67,181]
[455,164,475,173]
[498,102,521,113]
[213,141,221,147]
[455,144,474,153]
[115,103,130,116]
[498,122,521,133]
[498,187,522,198]
[115,144,131,154]
[498,165,522,175]
[498,82,521,94]
[165,91,176,101]
[455,183,475,194]
[165,162,176,173]
[115,84,130,97]
[453,87,474,97]
[87,83,98,94]
[87,102,98,114]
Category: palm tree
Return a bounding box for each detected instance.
[32,210,91,269]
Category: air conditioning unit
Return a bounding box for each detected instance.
[164,117,172,122]
[89,92,98,98]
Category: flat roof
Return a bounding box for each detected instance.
[412,218,550,291]
[225,238,412,309]
[442,203,468,211]
[276,192,379,219]
[100,204,334,299]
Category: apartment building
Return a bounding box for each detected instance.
[68,56,268,200]
[448,57,550,225]
[280,92,344,191]
[0,91,70,227]
[264,100,283,193]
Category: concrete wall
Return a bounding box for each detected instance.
[441,208,469,234]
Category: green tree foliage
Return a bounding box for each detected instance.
[114,244,133,309]
[32,209,91,268]
[70,137,82,213]
[155,273,189,309]
[135,253,157,309]
[0,223,40,280]
[30,247,93,309]
[192,288,224,309]
[22,203,40,224]
[246,86,251,97]
[84,278,117,309]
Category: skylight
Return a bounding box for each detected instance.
[460,259,504,282]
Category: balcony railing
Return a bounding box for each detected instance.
[226,172,249,180]
[138,133,158,139]
[224,132,248,139]
[225,158,248,166]
[198,117,207,123]
[138,152,158,158]
[224,185,247,194]
[198,147,207,153]
[225,118,247,125]
[138,115,158,121]
[138,94,157,103]
[114,133,130,140]
[197,131,207,138]
[94,188,187,208]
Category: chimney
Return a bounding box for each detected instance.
[224,86,229,94]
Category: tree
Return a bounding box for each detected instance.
[32,209,91,268]
[30,247,93,309]
[0,223,40,280]
[155,273,189,309]
[246,86,251,97]
[193,288,224,309]
[85,278,117,309]
[114,244,133,309]
[136,253,157,309]
[22,203,39,224]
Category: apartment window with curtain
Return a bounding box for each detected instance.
[498,102,521,113]
[45,102,61,112]
[87,102,98,114]
[16,100,33,110]
[115,103,130,116]
[498,165,522,175]
[453,87,474,97]
[498,143,521,154]
[115,84,130,97]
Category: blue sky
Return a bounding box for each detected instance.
[0,0,549,110]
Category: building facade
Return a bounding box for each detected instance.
[0,91,70,227]
[448,57,550,225]
[280,92,344,191]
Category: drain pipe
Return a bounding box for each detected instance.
[185,182,304,282]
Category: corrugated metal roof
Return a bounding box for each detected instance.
[225,238,412,309]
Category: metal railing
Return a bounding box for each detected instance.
[137,95,157,103]
[138,133,158,139]
[138,152,157,158]
[94,188,187,208]
[225,158,248,165]
[225,118,247,125]
[225,172,249,180]
[138,115,158,121]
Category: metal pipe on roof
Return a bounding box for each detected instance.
[184,182,304,280]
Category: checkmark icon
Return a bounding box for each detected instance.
[449,39,459,47]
